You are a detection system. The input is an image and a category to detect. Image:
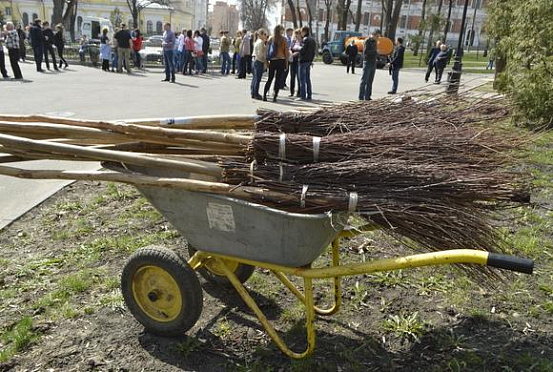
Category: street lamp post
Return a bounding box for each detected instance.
[446,0,470,94]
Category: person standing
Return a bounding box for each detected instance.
[345,39,358,74]
[231,31,242,74]
[200,28,210,74]
[4,22,23,79]
[161,23,176,82]
[29,19,44,72]
[114,24,132,73]
[359,33,377,100]
[433,44,449,84]
[298,26,316,101]
[183,30,195,74]
[387,37,405,94]
[132,29,143,69]
[263,25,289,102]
[100,28,111,71]
[16,24,26,62]
[0,30,9,78]
[193,30,204,74]
[176,29,185,72]
[219,31,231,75]
[54,24,68,69]
[251,28,267,100]
[279,27,294,90]
[288,29,302,97]
[42,22,59,71]
[425,40,441,83]
[238,30,251,79]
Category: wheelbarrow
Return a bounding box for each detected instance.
[118,166,535,359]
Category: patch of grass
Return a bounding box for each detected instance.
[382,311,426,342]
[59,302,80,319]
[350,280,369,309]
[281,302,304,323]
[441,352,485,371]
[368,269,406,288]
[59,270,94,293]
[102,275,121,290]
[412,274,454,296]
[105,183,135,201]
[507,225,549,258]
[468,308,490,325]
[0,258,9,268]
[213,320,232,339]
[55,201,84,213]
[98,290,124,310]
[0,317,39,362]
[33,288,71,310]
[174,337,203,358]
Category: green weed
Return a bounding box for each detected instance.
[55,201,84,213]
[175,337,202,357]
[213,320,232,339]
[382,311,426,342]
[0,317,39,362]
[59,271,94,293]
[368,269,405,288]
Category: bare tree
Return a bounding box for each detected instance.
[126,0,172,31]
[354,0,362,31]
[323,0,333,42]
[238,0,277,31]
[52,0,79,41]
[413,0,428,56]
[443,0,453,43]
[426,0,444,56]
[296,0,303,27]
[381,0,403,40]
[287,0,298,28]
[336,0,352,30]
[306,0,315,32]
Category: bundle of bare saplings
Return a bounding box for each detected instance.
[0,94,531,267]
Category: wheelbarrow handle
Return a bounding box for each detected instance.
[487,253,534,274]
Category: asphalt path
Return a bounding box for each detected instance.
[0,61,491,229]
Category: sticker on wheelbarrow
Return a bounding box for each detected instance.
[206,203,236,232]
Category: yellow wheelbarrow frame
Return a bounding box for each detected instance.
[187,224,534,359]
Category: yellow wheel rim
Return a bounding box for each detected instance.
[203,257,239,277]
[132,266,183,322]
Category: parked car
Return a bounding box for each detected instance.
[143,35,163,47]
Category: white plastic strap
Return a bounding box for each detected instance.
[300,185,309,208]
[312,136,321,162]
[348,191,359,213]
[279,163,284,182]
[249,160,257,183]
[279,133,286,160]
[160,117,191,126]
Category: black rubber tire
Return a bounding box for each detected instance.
[339,55,348,65]
[322,51,333,65]
[121,245,203,337]
[188,245,255,288]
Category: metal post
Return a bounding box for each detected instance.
[446,0,470,94]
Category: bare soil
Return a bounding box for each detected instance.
[0,178,551,372]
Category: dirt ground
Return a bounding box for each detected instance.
[0,133,552,371]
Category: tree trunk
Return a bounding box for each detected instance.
[413,0,428,56]
[306,0,314,32]
[443,0,453,43]
[386,0,403,41]
[426,0,443,59]
[287,0,298,28]
[354,0,362,32]
[296,0,303,27]
[62,0,78,41]
[324,1,332,42]
[52,0,65,26]
[493,51,506,90]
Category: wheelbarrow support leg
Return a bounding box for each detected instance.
[214,257,317,359]
[270,238,342,316]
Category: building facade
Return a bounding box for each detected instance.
[280,0,488,48]
[193,0,208,30]
[211,1,239,35]
[0,0,193,37]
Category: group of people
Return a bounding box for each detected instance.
[1,18,69,80]
[220,25,316,102]
[357,33,405,100]
[161,26,211,82]
[425,40,451,84]
[98,24,143,74]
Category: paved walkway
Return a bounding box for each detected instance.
[0,61,492,229]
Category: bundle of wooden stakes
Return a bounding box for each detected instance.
[0,94,531,274]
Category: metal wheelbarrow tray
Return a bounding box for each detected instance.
[114,164,535,359]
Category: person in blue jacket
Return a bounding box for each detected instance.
[29,19,44,72]
[425,40,441,83]
[433,44,449,84]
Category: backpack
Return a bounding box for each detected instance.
[266,40,276,61]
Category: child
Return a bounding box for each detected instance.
[100,28,111,71]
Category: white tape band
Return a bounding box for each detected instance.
[279,163,284,182]
[249,160,257,183]
[300,185,309,208]
[348,191,359,213]
[312,136,321,162]
[279,133,286,160]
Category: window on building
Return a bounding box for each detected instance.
[156,21,162,34]
[318,9,324,22]
[5,7,11,16]
[400,15,407,29]
[22,13,29,26]
[364,12,370,26]
[77,16,83,33]
[147,21,153,34]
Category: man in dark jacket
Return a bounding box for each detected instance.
[358,33,377,100]
[345,40,358,74]
[387,37,405,94]
[42,22,59,71]
[200,28,210,73]
[29,19,44,72]
[425,40,441,82]
[298,26,316,100]
[433,44,449,84]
